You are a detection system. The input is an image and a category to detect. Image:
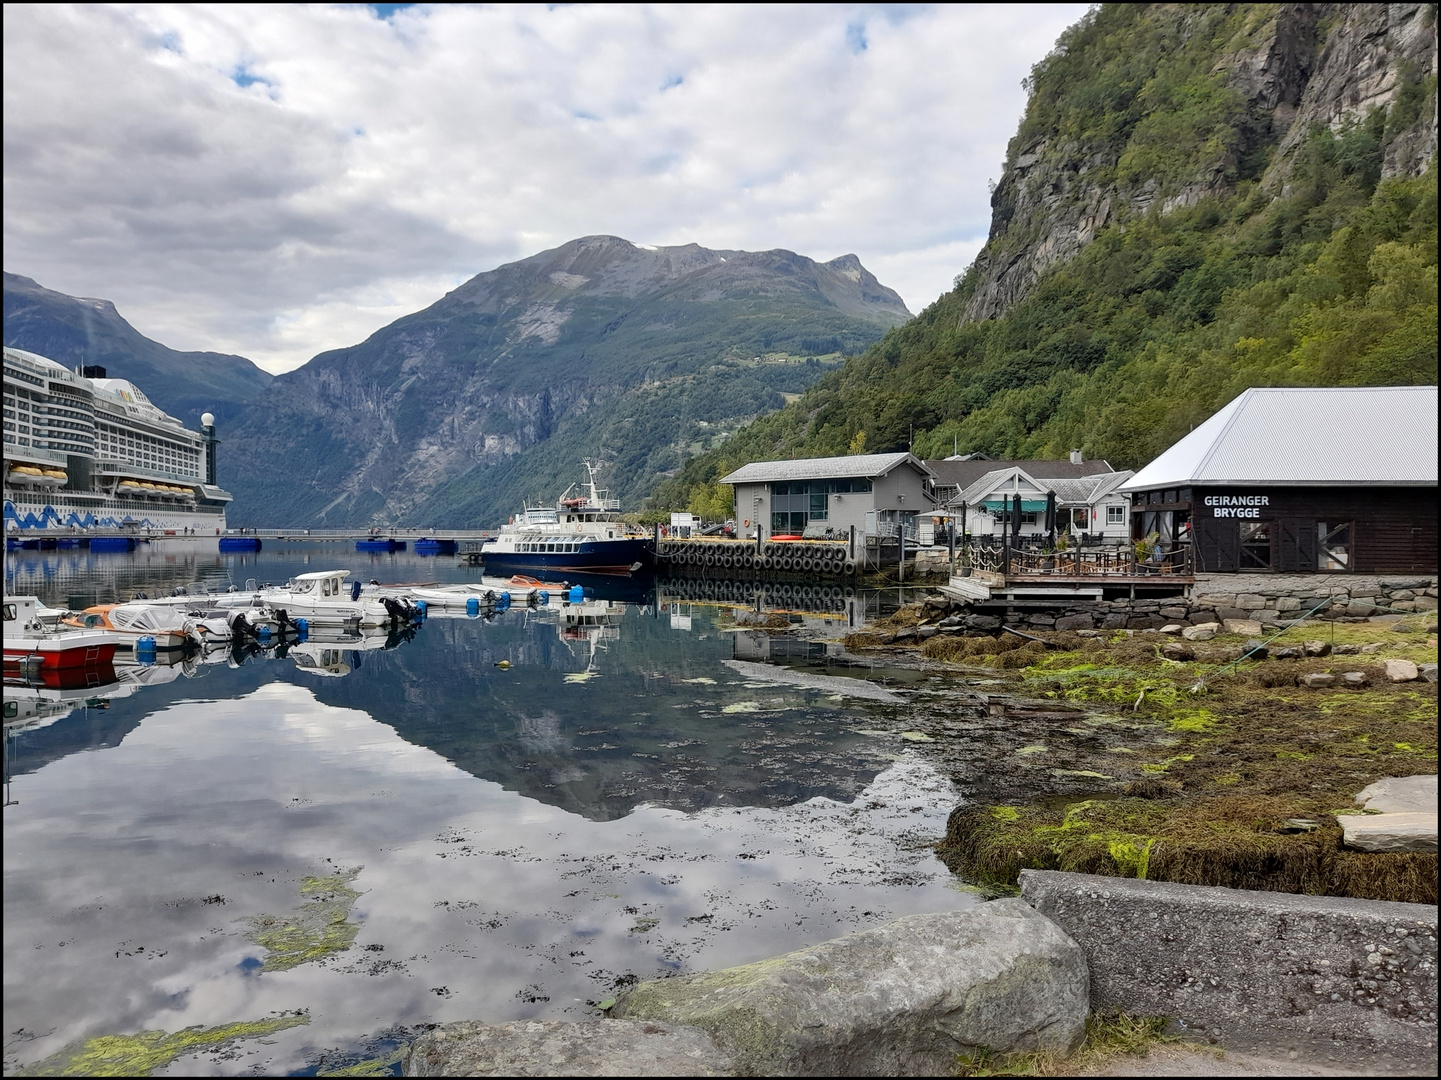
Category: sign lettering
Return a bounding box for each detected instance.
[1203,494,1269,519]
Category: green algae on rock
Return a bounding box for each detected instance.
[240,868,363,971]
[16,1013,309,1077]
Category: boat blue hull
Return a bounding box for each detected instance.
[481,538,650,573]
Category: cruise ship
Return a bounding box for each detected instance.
[3,346,233,533]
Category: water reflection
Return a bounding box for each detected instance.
[4,546,970,1076]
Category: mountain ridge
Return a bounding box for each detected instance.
[222,236,911,526]
[2,271,273,427]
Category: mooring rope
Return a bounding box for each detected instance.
[1188,592,1337,694]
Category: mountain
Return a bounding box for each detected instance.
[652,1,1438,511]
[2,272,273,427]
[222,236,910,527]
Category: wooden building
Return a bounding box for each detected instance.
[1121,387,1437,574]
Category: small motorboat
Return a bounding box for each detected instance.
[60,603,199,650]
[4,596,121,670]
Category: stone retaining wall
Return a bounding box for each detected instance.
[1019,870,1439,1070]
[938,575,1439,632]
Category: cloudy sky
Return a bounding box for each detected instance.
[4,3,1085,374]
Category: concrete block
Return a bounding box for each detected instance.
[612,902,1089,1074]
[1222,619,1262,636]
[1300,673,1335,688]
[1182,623,1218,642]
[1018,870,1439,1066]
[404,1020,735,1077]
[1339,812,1438,853]
[1356,776,1438,814]
[1385,659,1419,682]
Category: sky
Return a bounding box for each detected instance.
[4,3,1087,374]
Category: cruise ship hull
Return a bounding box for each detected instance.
[481,538,650,573]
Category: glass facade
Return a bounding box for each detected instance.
[769,478,871,533]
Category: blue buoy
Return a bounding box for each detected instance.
[466,596,480,616]
[536,589,549,606]
[294,617,309,641]
[567,585,584,604]
[136,635,156,663]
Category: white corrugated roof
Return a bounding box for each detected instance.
[720,452,933,484]
[1122,387,1438,489]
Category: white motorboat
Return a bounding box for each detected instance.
[59,602,201,650]
[142,570,420,629]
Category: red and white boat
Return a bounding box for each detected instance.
[4,596,121,671]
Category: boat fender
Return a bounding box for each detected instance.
[536,590,549,606]
[351,581,362,602]
[496,591,512,609]
[466,597,481,616]
[136,635,157,662]
[567,585,584,604]
[294,617,309,640]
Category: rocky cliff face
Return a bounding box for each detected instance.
[224,237,910,526]
[961,2,1437,324]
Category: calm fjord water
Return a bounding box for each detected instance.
[4,542,969,1076]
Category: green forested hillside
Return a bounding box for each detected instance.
[652,3,1438,517]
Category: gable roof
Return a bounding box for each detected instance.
[926,457,1115,491]
[1122,386,1439,490]
[720,452,934,485]
[953,466,1135,507]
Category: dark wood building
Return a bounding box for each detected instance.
[1121,387,1437,575]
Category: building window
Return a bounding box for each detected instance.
[1070,508,1088,531]
[1239,520,1272,570]
[1317,522,1350,571]
[1106,505,1125,525]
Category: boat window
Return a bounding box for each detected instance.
[545,543,554,552]
[2,603,15,621]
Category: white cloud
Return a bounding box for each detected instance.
[3,3,1085,373]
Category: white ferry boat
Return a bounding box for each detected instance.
[3,346,233,535]
[481,462,651,574]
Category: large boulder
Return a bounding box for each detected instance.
[403,1019,735,1077]
[1384,659,1419,682]
[611,901,1088,1076]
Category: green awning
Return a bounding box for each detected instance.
[980,498,1048,512]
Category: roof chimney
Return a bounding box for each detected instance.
[1069,449,1083,465]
